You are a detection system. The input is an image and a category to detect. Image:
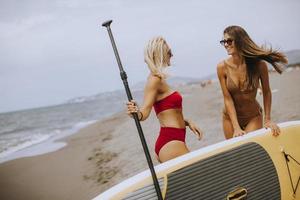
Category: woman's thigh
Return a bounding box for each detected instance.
[223,115,234,139]
[158,141,189,163]
[245,114,263,133]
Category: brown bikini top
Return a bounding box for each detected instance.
[224,61,258,97]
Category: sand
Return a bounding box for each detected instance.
[0,69,299,200]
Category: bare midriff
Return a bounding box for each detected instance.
[229,89,261,119]
[156,109,185,128]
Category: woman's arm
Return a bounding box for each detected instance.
[259,61,272,121]
[127,75,160,121]
[184,119,203,140]
[258,61,280,136]
[217,62,245,136]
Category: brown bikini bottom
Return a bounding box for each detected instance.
[223,107,262,130]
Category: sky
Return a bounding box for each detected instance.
[0,0,299,113]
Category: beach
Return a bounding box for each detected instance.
[0,69,299,200]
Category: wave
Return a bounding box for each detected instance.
[0,133,51,158]
[0,120,98,160]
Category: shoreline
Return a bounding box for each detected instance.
[0,120,98,164]
[0,69,299,200]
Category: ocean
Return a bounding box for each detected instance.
[0,89,145,163]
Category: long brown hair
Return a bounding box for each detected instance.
[224,25,288,89]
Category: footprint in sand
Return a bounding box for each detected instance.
[84,148,118,185]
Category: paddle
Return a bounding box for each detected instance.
[102,20,163,200]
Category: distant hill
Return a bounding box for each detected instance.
[131,74,216,91]
[285,49,300,67]
[65,74,217,104]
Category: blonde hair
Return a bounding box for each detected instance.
[144,36,171,78]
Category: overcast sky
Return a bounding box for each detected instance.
[0,0,299,113]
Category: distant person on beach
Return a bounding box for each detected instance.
[217,25,288,139]
[127,36,203,163]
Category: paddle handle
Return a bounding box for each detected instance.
[102,20,163,200]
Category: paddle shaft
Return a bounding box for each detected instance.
[102,20,163,200]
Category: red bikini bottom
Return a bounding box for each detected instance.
[155,127,186,156]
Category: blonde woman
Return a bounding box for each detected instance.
[127,36,203,163]
[217,25,288,139]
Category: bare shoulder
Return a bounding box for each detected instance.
[145,74,161,90]
[257,60,268,74]
[217,60,226,68]
[217,60,227,76]
[257,60,268,67]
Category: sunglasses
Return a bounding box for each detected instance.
[220,38,234,46]
[167,49,173,57]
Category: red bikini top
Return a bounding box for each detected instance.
[153,91,182,115]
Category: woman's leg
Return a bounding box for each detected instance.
[223,114,234,139]
[244,114,263,133]
[158,141,189,163]
[155,155,161,163]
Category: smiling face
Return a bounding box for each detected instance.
[222,33,237,55]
